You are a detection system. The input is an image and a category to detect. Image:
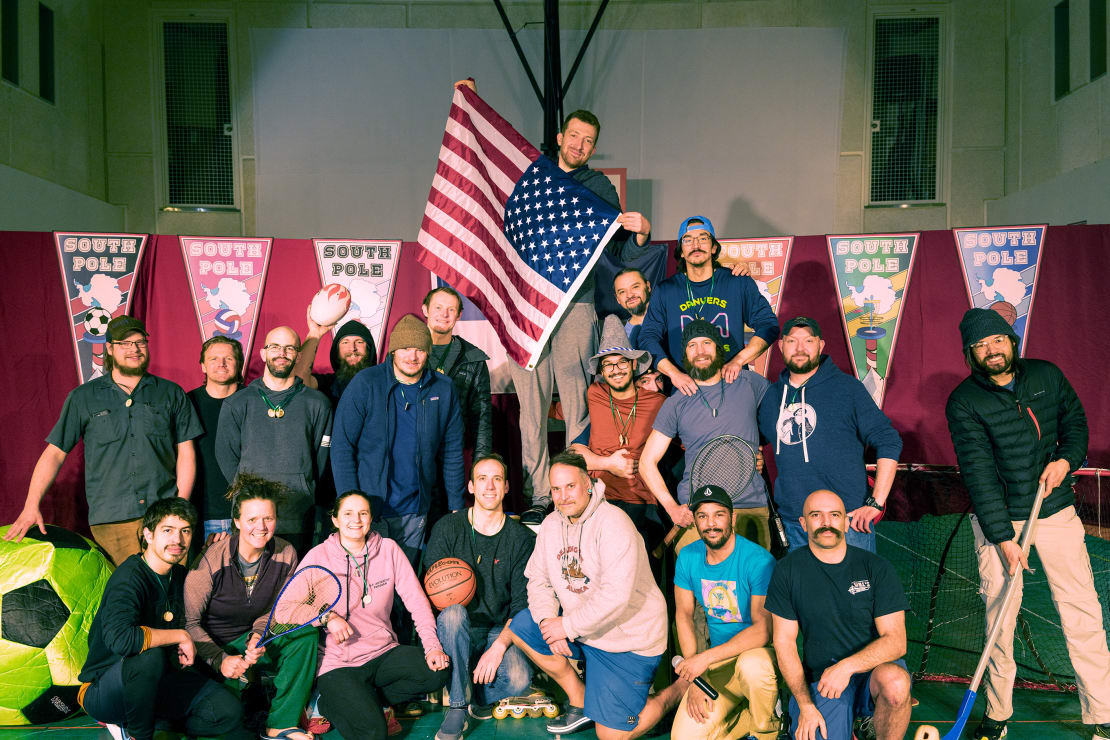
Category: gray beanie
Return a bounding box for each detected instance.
[959,307,1018,348]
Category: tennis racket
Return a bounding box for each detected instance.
[657,434,765,554]
[257,564,342,649]
[940,481,1047,740]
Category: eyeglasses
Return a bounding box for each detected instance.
[111,339,149,350]
[970,335,1010,352]
[263,344,299,355]
[681,234,712,246]
[600,358,632,372]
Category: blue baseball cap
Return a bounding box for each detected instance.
[678,216,716,243]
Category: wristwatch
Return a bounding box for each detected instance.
[863,495,884,511]
[318,611,331,626]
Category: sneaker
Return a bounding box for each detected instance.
[969,716,1007,740]
[546,705,593,734]
[1092,723,1110,739]
[854,714,876,740]
[520,503,550,526]
[383,706,403,737]
[397,700,427,717]
[468,702,495,720]
[435,707,469,740]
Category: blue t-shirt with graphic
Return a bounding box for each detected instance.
[674,535,776,647]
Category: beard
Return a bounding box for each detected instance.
[786,354,820,374]
[336,354,373,384]
[625,295,649,317]
[265,358,294,379]
[974,351,1014,377]
[113,355,149,377]
[700,521,734,550]
[685,352,724,381]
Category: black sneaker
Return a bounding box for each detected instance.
[854,714,876,740]
[970,716,1008,739]
[546,705,593,734]
[468,702,494,721]
[520,503,551,526]
[1092,723,1110,739]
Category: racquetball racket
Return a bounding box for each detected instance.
[658,434,771,553]
[257,564,342,648]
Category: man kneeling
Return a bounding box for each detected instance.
[673,484,779,739]
[78,499,245,740]
[510,451,685,738]
[766,490,912,740]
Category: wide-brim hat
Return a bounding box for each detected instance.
[589,314,651,375]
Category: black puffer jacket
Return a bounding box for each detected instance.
[945,358,1088,544]
[435,335,492,456]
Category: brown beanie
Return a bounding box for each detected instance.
[388,314,432,354]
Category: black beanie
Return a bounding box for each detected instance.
[682,319,723,349]
[959,307,1018,348]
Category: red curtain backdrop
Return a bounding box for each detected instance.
[2,227,1105,533]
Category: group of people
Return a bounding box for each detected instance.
[5,101,1110,740]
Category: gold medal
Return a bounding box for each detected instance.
[276,408,285,418]
[125,399,133,407]
[267,408,276,418]
[163,610,173,622]
[618,434,627,446]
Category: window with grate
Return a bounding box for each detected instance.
[162,21,234,207]
[869,16,940,204]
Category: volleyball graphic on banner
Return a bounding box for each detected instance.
[826,233,919,408]
[179,237,273,358]
[952,225,1046,356]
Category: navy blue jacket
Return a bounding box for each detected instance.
[331,362,465,515]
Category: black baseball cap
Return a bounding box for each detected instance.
[106,315,149,342]
[782,316,822,338]
[688,484,733,512]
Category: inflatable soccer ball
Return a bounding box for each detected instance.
[0,525,113,725]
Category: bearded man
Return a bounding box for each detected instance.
[4,316,202,565]
[215,325,333,553]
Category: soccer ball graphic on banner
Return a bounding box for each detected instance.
[82,307,112,339]
[0,525,113,725]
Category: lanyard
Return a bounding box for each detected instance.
[697,380,726,418]
[257,384,304,418]
[608,385,638,446]
[341,544,371,606]
[684,271,717,319]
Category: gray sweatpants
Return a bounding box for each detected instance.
[509,301,597,506]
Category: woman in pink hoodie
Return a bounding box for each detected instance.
[298,490,449,738]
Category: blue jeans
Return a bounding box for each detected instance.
[370,513,427,570]
[437,605,532,707]
[787,659,908,740]
[783,520,876,553]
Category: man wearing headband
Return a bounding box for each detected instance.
[638,216,779,396]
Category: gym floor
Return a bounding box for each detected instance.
[0,682,1091,739]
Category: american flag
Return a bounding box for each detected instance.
[415,83,622,370]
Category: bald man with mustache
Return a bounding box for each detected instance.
[215,326,333,553]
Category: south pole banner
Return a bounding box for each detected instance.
[952,225,1047,356]
[311,239,403,351]
[55,232,149,383]
[179,236,273,359]
[826,233,919,409]
[717,236,794,377]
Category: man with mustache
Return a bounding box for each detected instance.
[4,316,202,565]
[757,317,902,553]
[77,498,247,740]
[638,216,779,397]
[671,484,779,739]
[569,314,667,552]
[613,267,652,348]
[766,490,911,740]
[294,312,379,404]
[946,307,1110,740]
[639,319,772,550]
[216,325,333,554]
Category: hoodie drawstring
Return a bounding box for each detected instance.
[776,385,788,457]
[777,383,810,463]
[800,386,809,463]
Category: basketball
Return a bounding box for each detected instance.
[309,283,352,326]
[989,300,1017,326]
[423,557,476,609]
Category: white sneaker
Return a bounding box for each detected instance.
[104,724,131,740]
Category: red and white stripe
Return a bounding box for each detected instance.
[416,84,562,368]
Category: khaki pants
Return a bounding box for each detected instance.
[671,647,780,740]
[90,518,142,565]
[972,505,1110,723]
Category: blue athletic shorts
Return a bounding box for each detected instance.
[510,608,661,731]
[788,658,909,740]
